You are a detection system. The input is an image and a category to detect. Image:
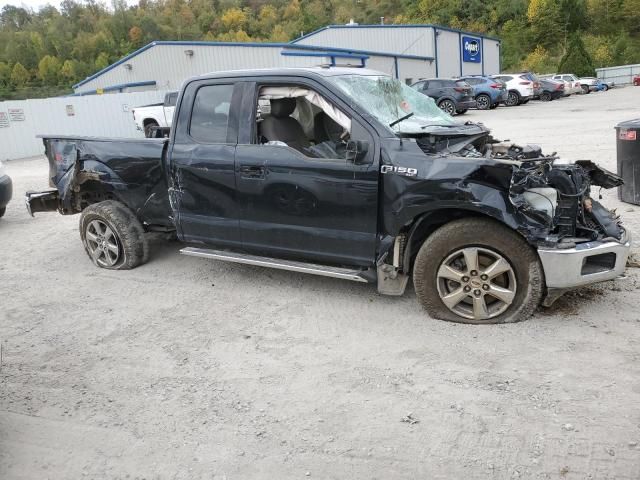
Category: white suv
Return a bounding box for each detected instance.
[551,74,582,95]
[491,74,535,106]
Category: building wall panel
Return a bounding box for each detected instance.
[0,90,165,161]
[294,26,436,58]
[436,30,461,78]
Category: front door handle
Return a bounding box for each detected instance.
[240,165,265,179]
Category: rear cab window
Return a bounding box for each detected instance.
[189,84,234,143]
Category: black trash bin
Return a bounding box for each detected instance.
[616,118,640,205]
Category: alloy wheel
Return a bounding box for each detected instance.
[476,94,490,110]
[439,100,456,115]
[85,219,121,267]
[436,247,517,321]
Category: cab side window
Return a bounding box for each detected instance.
[189,84,234,144]
[254,85,351,160]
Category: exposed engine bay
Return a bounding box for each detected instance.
[413,125,625,247]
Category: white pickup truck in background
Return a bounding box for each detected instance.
[132,91,178,137]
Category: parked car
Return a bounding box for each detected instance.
[519,71,543,98]
[578,77,600,93]
[538,79,565,101]
[597,79,613,91]
[633,75,640,86]
[25,67,630,324]
[410,78,476,115]
[132,91,178,137]
[491,74,534,106]
[550,74,582,95]
[459,75,507,110]
[0,160,12,218]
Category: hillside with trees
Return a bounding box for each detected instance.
[0,0,638,99]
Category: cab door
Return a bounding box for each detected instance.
[167,79,242,247]
[234,79,379,267]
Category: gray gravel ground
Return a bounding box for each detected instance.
[1,87,640,479]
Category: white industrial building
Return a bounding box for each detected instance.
[72,24,501,95]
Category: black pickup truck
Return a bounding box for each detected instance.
[26,67,630,324]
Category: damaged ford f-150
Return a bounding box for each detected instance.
[26,67,631,324]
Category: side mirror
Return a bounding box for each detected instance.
[346,140,369,164]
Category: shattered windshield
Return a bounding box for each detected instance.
[328,74,458,134]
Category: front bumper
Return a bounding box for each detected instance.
[538,230,632,289]
[25,189,60,216]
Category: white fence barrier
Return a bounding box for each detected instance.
[0,90,167,161]
[596,64,640,86]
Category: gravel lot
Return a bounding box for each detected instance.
[1,87,640,479]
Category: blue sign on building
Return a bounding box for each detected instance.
[462,36,482,63]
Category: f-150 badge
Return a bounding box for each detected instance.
[381,165,418,177]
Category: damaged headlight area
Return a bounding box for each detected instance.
[509,154,624,245]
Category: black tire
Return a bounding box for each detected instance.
[412,218,544,324]
[540,92,552,102]
[505,91,520,107]
[489,103,498,109]
[456,108,468,115]
[581,85,589,94]
[144,121,159,138]
[438,99,456,115]
[476,93,491,110]
[602,84,609,91]
[0,206,5,218]
[79,200,148,270]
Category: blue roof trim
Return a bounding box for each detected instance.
[292,24,501,44]
[69,80,157,96]
[73,40,434,90]
[281,51,369,60]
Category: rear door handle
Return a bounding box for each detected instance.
[240,165,265,179]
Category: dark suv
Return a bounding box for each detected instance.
[411,78,476,115]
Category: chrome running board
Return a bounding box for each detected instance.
[180,247,371,283]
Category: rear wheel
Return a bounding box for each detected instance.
[475,93,491,110]
[489,103,498,109]
[0,206,5,218]
[602,84,609,91]
[581,85,589,94]
[456,108,468,115]
[540,92,552,102]
[412,218,544,324]
[79,200,148,270]
[438,99,456,115]
[144,121,159,138]
[505,91,520,107]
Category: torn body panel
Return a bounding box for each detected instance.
[375,127,630,300]
[28,136,174,229]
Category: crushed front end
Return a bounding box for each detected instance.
[408,128,631,305]
[503,147,631,304]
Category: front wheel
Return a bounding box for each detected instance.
[581,85,589,94]
[0,206,5,218]
[456,108,468,115]
[412,218,544,324]
[438,99,456,115]
[476,93,491,110]
[79,200,149,270]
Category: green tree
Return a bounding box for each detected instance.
[0,61,10,86]
[10,62,30,87]
[37,55,62,85]
[558,33,595,76]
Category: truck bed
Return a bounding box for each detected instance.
[36,135,173,228]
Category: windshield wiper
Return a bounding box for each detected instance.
[389,112,414,128]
